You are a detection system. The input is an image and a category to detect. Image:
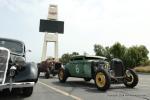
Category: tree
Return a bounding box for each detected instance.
[71,52,79,56]
[59,52,79,64]
[109,42,127,60]
[94,44,105,56]
[59,53,71,64]
[124,45,149,68]
[93,43,149,68]
[124,46,139,68]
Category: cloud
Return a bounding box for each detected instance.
[1,0,150,61]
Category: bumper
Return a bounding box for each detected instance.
[0,82,35,90]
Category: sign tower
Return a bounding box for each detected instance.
[41,5,60,61]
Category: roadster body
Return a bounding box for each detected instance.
[0,38,38,96]
[58,55,138,91]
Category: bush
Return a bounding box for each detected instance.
[134,66,150,73]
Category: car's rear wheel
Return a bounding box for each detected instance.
[95,69,110,91]
[45,72,50,79]
[22,87,33,97]
[58,68,68,83]
[123,69,138,88]
[84,78,91,82]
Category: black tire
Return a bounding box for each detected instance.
[0,91,2,96]
[38,69,40,77]
[58,68,68,83]
[35,77,39,83]
[22,87,33,97]
[95,69,110,91]
[1,89,10,96]
[45,69,50,79]
[123,69,138,88]
[84,78,91,82]
[45,72,50,79]
[50,69,56,76]
[52,73,57,76]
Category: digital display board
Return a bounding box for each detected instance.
[39,19,64,33]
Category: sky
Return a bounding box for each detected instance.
[0,0,150,62]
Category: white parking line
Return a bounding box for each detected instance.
[39,81,82,100]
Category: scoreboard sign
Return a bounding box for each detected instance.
[39,19,64,34]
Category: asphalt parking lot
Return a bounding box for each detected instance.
[0,74,150,100]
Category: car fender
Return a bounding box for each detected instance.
[15,62,38,82]
[60,65,70,77]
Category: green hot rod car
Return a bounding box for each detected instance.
[58,55,138,91]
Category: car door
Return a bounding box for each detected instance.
[83,61,91,77]
[68,59,84,77]
[66,61,76,76]
[74,60,84,77]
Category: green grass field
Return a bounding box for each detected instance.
[134,66,150,73]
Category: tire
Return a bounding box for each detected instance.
[58,68,68,83]
[0,91,2,96]
[52,72,57,76]
[84,78,91,82]
[50,69,56,76]
[95,69,110,91]
[123,69,138,88]
[38,69,40,77]
[22,87,33,97]
[45,72,50,79]
[1,89,10,96]
[45,69,50,79]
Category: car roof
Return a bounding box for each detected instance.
[71,55,107,60]
[0,37,25,45]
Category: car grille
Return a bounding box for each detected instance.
[0,49,9,84]
[113,61,124,77]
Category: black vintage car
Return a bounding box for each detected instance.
[0,38,38,96]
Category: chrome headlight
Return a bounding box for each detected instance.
[14,56,26,66]
[10,66,16,77]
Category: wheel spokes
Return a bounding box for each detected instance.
[96,72,106,87]
[59,70,64,80]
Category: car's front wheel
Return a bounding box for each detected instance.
[95,69,110,91]
[22,87,33,97]
[123,69,138,88]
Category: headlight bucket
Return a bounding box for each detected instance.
[14,56,26,66]
[10,66,16,77]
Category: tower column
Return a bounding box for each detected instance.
[41,34,47,61]
[54,34,58,61]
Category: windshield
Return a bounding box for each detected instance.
[0,39,24,54]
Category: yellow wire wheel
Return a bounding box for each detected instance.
[95,69,110,91]
[95,72,106,88]
[58,68,68,83]
[59,69,64,80]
